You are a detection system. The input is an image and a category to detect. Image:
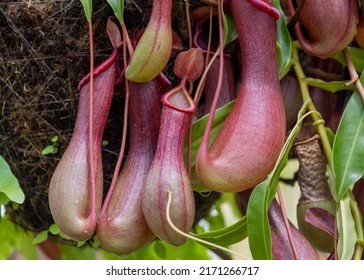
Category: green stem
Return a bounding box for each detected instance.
[292,45,334,173]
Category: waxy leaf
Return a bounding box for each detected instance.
[247,181,271,259]
[80,0,92,22]
[333,86,364,200]
[337,194,357,260]
[107,0,124,23]
[195,216,247,247]
[0,156,25,205]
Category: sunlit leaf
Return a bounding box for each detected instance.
[0,215,37,260]
[337,194,357,260]
[0,215,17,259]
[17,231,37,259]
[49,223,60,235]
[32,230,48,244]
[195,216,247,247]
[59,244,96,260]
[0,156,25,205]
[107,0,125,23]
[305,78,355,93]
[333,89,364,200]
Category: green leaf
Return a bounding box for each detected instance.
[332,47,364,73]
[107,0,124,23]
[0,215,37,259]
[59,244,96,260]
[32,230,48,244]
[124,239,212,260]
[247,101,311,260]
[337,194,357,260]
[49,223,60,235]
[267,101,312,203]
[0,193,9,205]
[91,235,100,248]
[186,100,234,168]
[221,6,237,46]
[272,0,292,78]
[77,240,87,247]
[0,156,25,204]
[17,230,37,259]
[305,77,355,93]
[102,139,109,147]
[333,90,364,200]
[153,241,167,259]
[80,0,92,22]
[0,215,18,259]
[326,127,336,145]
[195,216,247,248]
[41,145,58,155]
[247,181,271,260]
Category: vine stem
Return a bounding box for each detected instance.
[187,2,220,178]
[166,190,249,259]
[292,45,334,173]
[87,20,97,221]
[102,22,131,211]
[277,185,300,260]
[343,48,364,103]
[197,0,225,152]
[185,0,192,49]
[185,0,193,177]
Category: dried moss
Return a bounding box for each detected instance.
[0,0,216,243]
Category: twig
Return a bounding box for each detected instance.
[287,0,306,28]
[101,22,131,214]
[343,48,364,103]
